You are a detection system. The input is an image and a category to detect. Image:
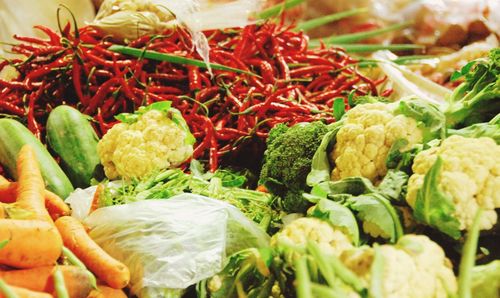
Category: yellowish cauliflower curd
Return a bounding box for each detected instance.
[97,109,193,180]
[406,135,500,230]
[340,235,457,298]
[330,102,422,183]
[270,217,353,257]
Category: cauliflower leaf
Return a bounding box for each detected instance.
[347,194,404,243]
[308,199,360,246]
[413,156,461,239]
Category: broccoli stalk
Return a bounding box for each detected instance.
[259,121,330,213]
[445,48,500,128]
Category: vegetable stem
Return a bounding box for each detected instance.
[109,45,258,77]
[257,0,305,19]
[457,209,483,298]
[319,22,412,44]
[295,256,313,298]
[295,8,368,32]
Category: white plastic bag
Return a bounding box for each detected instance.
[83,194,270,297]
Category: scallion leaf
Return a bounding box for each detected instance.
[295,8,368,32]
[319,22,412,44]
[109,45,258,77]
[257,0,305,19]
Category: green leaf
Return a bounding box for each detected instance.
[109,45,258,77]
[447,121,500,144]
[347,194,403,242]
[333,98,346,120]
[114,112,138,123]
[170,107,196,145]
[309,199,360,245]
[295,8,368,32]
[385,139,423,174]
[413,156,461,239]
[396,97,446,142]
[256,0,305,19]
[450,61,477,82]
[458,209,484,298]
[307,121,344,186]
[377,170,409,202]
[311,177,376,199]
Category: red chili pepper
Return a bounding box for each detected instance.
[13,35,50,45]
[72,59,88,106]
[289,65,335,78]
[84,51,132,68]
[0,79,27,90]
[148,73,187,82]
[33,25,61,46]
[187,66,202,91]
[85,78,120,114]
[0,100,24,116]
[147,86,184,95]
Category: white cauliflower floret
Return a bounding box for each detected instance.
[406,135,500,230]
[340,234,457,298]
[97,109,193,180]
[330,102,423,184]
[270,217,353,257]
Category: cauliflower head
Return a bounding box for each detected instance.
[97,109,193,180]
[340,234,457,298]
[270,217,353,257]
[406,135,500,230]
[330,102,423,184]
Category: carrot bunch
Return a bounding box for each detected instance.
[0,146,130,298]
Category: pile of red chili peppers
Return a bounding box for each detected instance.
[0,21,389,172]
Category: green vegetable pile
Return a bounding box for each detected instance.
[92,49,499,298]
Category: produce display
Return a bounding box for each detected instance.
[0,0,498,297]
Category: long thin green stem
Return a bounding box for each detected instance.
[257,0,305,19]
[320,22,412,44]
[295,8,368,32]
[457,209,483,298]
[309,43,424,52]
[109,45,258,77]
[295,256,313,298]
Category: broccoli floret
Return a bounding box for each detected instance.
[446,49,500,128]
[259,121,329,213]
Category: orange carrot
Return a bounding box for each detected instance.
[0,285,53,298]
[0,219,62,268]
[0,183,70,220]
[55,216,130,289]
[44,190,71,220]
[90,184,103,213]
[87,285,127,298]
[256,185,269,193]
[0,266,92,298]
[15,146,52,223]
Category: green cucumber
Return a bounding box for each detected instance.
[46,105,100,188]
[0,118,74,198]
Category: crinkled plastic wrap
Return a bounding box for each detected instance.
[83,194,270,297]
[90,0,262,66]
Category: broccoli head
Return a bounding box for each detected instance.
[259,121,329,213]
